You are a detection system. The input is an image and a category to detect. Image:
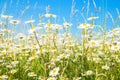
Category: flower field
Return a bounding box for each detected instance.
[0,0,120,80]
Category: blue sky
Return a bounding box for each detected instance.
[0,0,120,34]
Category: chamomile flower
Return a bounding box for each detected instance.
[60,77,69,80]
[28,53,39,61]
[11,61,19,65]
[102,65,110,70]
[93,57,101,63]
[50,24,62,30]
[10,69,17,74]
[0,75,8,79]
[49,67,59,76]
[63,22,72,28]
[59,53,70,59]
[47,77,57,80]
[15,33,25,40]
[86,70,93,76]
[51,56,60,62]
[48,62,55,68]
[78,23,93,29]
[87,16,99,21]
[73,77,82,80]
[50,47,57,53]
[88,40,100,47]
[75,53,83,57]
[0,50,7,56]
[45,13,56,18]
[111,45,120,51]
[0,60,3,63]
[45,23,52,28]
[28,72,37,77]
[6,61,19,68]
[10,20,20,25]
[1,14,13,19]
[28,25,36,33]
[38,76,45,80]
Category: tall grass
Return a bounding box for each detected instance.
[0,0,120,80]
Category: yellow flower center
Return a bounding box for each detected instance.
[52,69,57,73]
[47,23,51,27]
[91,41,95,45]
[31,25,35,30]
[62,54,67,58]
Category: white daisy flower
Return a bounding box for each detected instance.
[49,67,59,76]
[1,14,13,19]
[10,20,20,25]
[0,75,8,79]
[47,77,57,80]
[87,16,99,21]
[78,23,94,29]
[63,22,72,28]
[28,72,37,77]
[102,65,110,70]
[45,13,56,18]
[86,70,93,76]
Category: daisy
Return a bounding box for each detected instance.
[78,23,93,29]
[38,76,45,80]
[45,13,56,18]
[45,23,52,28]
[6,62,17,68]
[88,40,100,47]
[50,47,57,53]
[6,61,19,68]
[47,77,57,80]
[111,45,120,51]
[51,24,62,30]
[11,61,19,65]
[87,16,99,21]
[63,22,72,28]
[1,29,11,33]
[28,72,37,77]
[10,20,20,25]
[60,77,69,80]
[73,77,82,80]
[59,53,70,59]
[0,60,3,63]
[51,57,60,62]
[1,14,13,19]
[75,53,83,57]
[86,70,93,76]
[49,67,59,76]
[0,50,7,56]
[28,25,36,34]
[15,33,25,40]
[10,69,17,74]
[93,57,101,63]
[102,65,110,70]
[0,75,8,79]
[28,54,39,61]
[48,62,55,68]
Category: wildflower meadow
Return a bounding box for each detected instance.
[0,0,120,80]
